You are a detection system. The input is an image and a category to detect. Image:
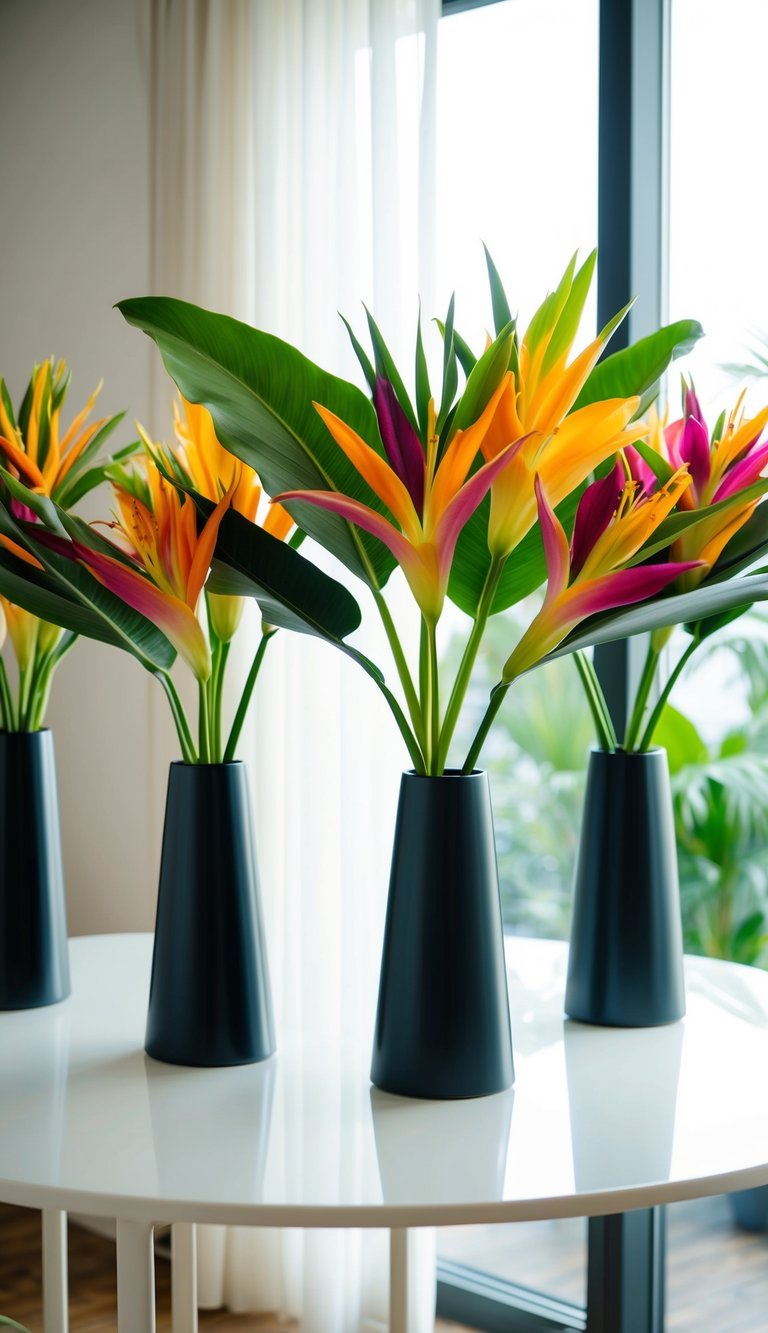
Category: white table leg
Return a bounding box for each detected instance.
[116,1219,156,1333]
[41,1209,68,1333]
[171,1223,198,1332]
[390,1227,411,1333]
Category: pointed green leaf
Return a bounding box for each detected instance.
[630,435,675,484]
[483,244,514,338]
[437,294,459,435]
[364,306,419,432]
[117,295,396,589]
[546,571,768,662]
[414,306,431,437]
[541,250,597,375]
[453,329,478,377]
[340,314,376,392]
[452,322,514,433]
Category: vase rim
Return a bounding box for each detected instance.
[403,767,486,780]
[588,745,665,759]
[0,727,52,739]
[169,758,245,769]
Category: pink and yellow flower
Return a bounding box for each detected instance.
[275,375,522,622]
[629,389,768,583]
[0,359,110,504]
[478,256,646,557]
[503,464,703,681]
[169,397,293,639]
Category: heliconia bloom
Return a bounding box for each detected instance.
[503,465,703,681]
[274,376,523,622]
[629,389,768,582]
[0,359,111,501]
[170,397,293,640]
[477,254,645,557]
[52,461,235,680]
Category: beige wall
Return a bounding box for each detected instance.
[0,0,174,931]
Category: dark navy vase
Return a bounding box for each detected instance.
[565,747,685,1027]
[145,761,275,1067]
[371,770,514,1100]
[0,730,70,1010]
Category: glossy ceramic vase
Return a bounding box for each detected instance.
[371,769,514,1099]
[728,1186,768,1232]
[0,730,70,1010]
[145,761,275,1067]
[565,747,685,1027]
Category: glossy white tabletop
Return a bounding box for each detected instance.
[1,933,768,1227]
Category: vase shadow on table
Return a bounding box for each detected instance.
[564,1018,683,1192]
[145,1054,276,1201]
[370,1085,514,1205]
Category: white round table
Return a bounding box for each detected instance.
[2,934,768,1332]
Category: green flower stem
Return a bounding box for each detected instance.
[437,557,504,772]
[198,679,212,763]
[462,680,511,775]
[155,672,197,764]
[637,637,700,752]
[209,637,230,763]
[574,650,619,752]
[17,665,34,733]
[28,633,77,733]
[623,641,662,752]
[0,657,13,731]
[425,617,441,775]
[223,631,273,763]
[372,587,425,758]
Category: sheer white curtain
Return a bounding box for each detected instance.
[143,1,440,1328]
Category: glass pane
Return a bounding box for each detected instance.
[435,0,597,1307]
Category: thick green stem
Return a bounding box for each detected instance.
[573,651,619,752]
[426,618,441,775]
[155,672,197,764]
[437,557,504,772]
[209,638,230,763]
[0,656,13,731]
[372,588,425,756]
[462,680,511,774]
[223,632,272,763]
[623,641,661,752]
[638,637,699,752]
[198,680,212,763]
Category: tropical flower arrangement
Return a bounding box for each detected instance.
[0,358,131,731]
[0,389,356,764]
[95,252,768,775]
[2,257,768,777]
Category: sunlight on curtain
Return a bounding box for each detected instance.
[142,1,440,1328]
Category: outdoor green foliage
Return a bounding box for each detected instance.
[655,624,768,966]
[444,609,591,936]
[447,611,768,957]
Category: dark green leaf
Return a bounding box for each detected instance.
[364,306,419,432]
[117,295,396,588]
[453,329,478,377]
[437,294,458,434]
[340,314,376,392]
[414,307,431,437]
[452,323,514,434]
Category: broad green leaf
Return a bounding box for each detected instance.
[117,296,396,589]
[546,571,768,662]
[685,601,752,641]
[484,244,514,337]
[653,703,708,774]
[574,319,704,410]
[0,468,68,535]
[189,495,362,642]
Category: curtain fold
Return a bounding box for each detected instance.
[144,1,441,1327]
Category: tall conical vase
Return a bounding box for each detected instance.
[0,730,70,1010]
[565,747,685,1027]
[371,770,514,1100]
[145,761,275,1067]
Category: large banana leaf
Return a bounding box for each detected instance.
[117,296,396,589]
[192,500,362,642]
[448,319,705,619]
[540,570,768,667]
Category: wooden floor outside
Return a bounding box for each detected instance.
[2,1197,768,1330]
